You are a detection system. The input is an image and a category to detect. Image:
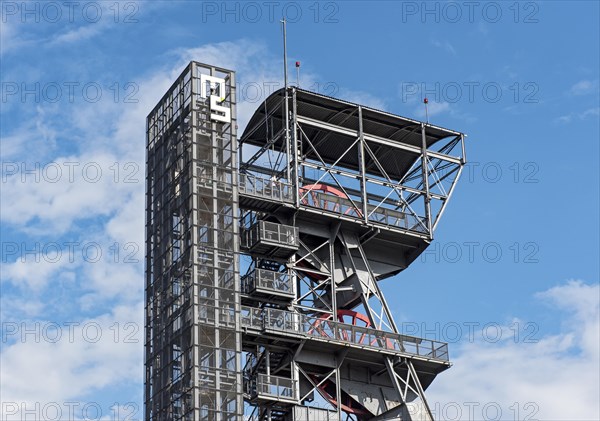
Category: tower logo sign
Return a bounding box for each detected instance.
[200,74,231,123]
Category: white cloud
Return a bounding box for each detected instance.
[50,24,105,45]
[0,18,39,56]
[338,89,387,111]
[0,152,138,234]
[414,101,451,119]
[78,256,143,310]
[0,303,143,417]
[0,18,16,55]
[431,39,457,56]
[1,1,151,53]
[569,80,599,96]
[556,115,572,124]
[537,280,599,358]
[0,253,77,292]
[429,280,600,421]
[0,296,48,319]
[0,105,61,159]
[581,107,600,119]
[555,107,600,124]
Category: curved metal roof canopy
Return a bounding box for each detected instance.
[240,88,463,180]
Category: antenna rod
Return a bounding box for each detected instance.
[282,18,288,90]
[281,18,291,184]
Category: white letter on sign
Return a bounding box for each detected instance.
[200,74,231,123]
[209,95,231,123]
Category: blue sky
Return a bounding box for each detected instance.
[1,1,599,420]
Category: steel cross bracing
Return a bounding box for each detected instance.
[289,116,464,239]
[238,87,466,420]
[240,221,451,420]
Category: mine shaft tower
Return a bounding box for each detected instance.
[145,62,466,421]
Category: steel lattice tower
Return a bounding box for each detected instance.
[145,62,241,421]
[146,61,466,421]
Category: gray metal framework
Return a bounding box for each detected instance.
[145,62,241,421]
[238,88,466,421]
[146,62,466,421]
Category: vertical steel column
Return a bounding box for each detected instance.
[190,62,201,421]
[334,358,342,420]
[329,228,337,321]
[421,123,433,239]
[229,70,244,418]
[358,106,368,223]
[282,19,291,185]
[292,88,300,207]
[209,68,223,421]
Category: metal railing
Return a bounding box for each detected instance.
[239,174,428,233]
[256,374,296,399]
[238,174,428,233]
[301,190,428,234]
[243,220,299,250]
[241,306,264,330]
[245,373,297,401]
[241,306,449,362]
[366,203,428,233]
[242,269,294,296]
[239,173,293,203]
[293,406,340,421]
[260,221,298,245]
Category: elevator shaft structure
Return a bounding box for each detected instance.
[145,62,242,421]
[145,61,466,421]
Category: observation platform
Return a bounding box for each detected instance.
[241,220,299,259]
[240,306,450,406]
[239,87,466,273]
[239,173,428,236]
[245,373,298,405]
[241,306,449,364]
[241,88,462,182]
[242,268,295,301]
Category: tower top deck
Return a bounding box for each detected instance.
[241,88,464,181]
[239,87,466,268]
